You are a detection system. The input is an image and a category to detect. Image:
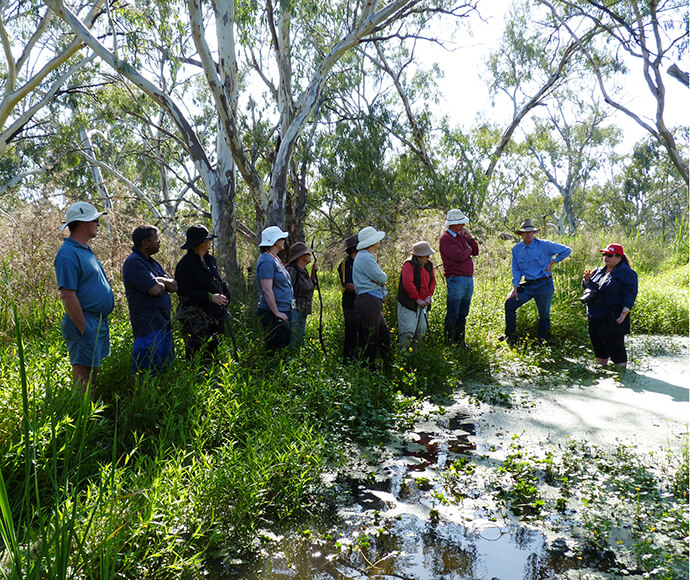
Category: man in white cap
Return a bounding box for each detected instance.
[439,209,479,347]
[503,218,572,342]
[54,201,114,391]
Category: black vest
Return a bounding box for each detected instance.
[397,259,434,311]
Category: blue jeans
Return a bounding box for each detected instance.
[504,278,554,339]
[445,276,474,335]
[291,310,308,347]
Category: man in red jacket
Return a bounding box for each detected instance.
[439,209,479,347]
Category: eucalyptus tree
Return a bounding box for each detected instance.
[42,0,477,285]
[0,0,102,201]
[610,134,687,237]
[484,0,593,202]
[523,91,621,233]
[537,0,689,185]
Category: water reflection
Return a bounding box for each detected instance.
[217,413,613,579]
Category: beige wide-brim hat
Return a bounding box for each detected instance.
[411,241,434,257]
[259,226,289,247]
[514,219,540,234]
[61,202,107,231]
[356,226,386,250]
[444,209,469,227]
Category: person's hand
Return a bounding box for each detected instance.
[506,287,518,301]
[616,312,628,325]
[463,229,474,240]
[275,311,288,323]
[416,298,426,307]
[211,293,228,306]
[583,269,593,283]
[545,260,555,272]
[424,296,432,305]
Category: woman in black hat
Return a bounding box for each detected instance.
[174,224,231,359]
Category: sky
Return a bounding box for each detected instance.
[418,0,688,150]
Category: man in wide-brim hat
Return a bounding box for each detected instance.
[502,218,572,343]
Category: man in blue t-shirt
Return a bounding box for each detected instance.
[54,201,115,390]
[123,226,178,376]
[503,219,572,342]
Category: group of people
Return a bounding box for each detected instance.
[53,201,639,391]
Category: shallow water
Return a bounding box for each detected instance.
[216,413,617,580]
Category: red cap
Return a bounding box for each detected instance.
[599,243,624,256]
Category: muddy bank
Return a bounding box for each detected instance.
[222,336,688,579]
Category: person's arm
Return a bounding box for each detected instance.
[463,230,480,256]
[508,245,521,299]
[59,289,86,334]
[260,278,287,322]
[616,268,639,324]
[148,276,177,296]
[364,253,388,286]
[546,241,572,270]
[440,232,472,265]
[401,262,422,303]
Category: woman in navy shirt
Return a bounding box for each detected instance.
[582,243,638,368]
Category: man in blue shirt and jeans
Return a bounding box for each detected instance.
[123,225,178,376]
[503,219,572,343]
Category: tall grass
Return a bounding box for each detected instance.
[0,219,687,577]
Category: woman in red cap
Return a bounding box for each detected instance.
[581,243,638,368]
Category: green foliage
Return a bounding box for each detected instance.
[0,222,686,576]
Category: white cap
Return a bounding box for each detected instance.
[61,202,107,231]
[259,226,289,247]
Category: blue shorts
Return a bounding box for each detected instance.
[62,313,110,368]
[132,328,174,375]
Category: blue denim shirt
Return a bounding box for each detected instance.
[353,249,388,299]
[511,238,572,287]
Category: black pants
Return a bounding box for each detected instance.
[354,293,390,370]
[342,306,360,361]
[258,308,292,350]
[588,317,628,364]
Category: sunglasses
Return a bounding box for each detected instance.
[602,253,617,258]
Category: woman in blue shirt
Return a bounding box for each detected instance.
[353,226,390,370]
[256,226,293,349]
[581,243,638,368]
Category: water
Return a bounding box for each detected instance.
[213,409,620,579]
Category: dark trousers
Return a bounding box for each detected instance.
[258,308,292,350]
[355,293,390,370]
[588,317,628,364]
[504,278,554,340]
[342,307,360,361]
